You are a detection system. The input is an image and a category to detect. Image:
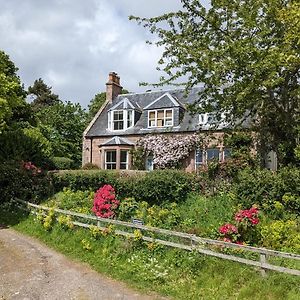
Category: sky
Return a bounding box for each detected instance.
[0,0,191,108]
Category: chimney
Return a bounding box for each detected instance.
[106,72,122,102]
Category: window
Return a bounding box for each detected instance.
[146,156,154,171]
[199,114,206,125]
[105,150,116,169]
[207,148,220,161]
[127,110,133,128]
[108,110,134,131]
[120,150,128,170]
[195,148,222,170]
[195,149,203,168]
[223,148,231,161]
[113,111,124,130]
[148,109,173,127]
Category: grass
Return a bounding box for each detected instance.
[1,205,299,300]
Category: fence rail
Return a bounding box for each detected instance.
[14,199,300,277]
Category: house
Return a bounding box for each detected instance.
[82,72,236,171]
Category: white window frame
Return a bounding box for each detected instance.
[147,109,174,128]
[108,109,135,132]
[105,150,117,169]
[195,149,204,169]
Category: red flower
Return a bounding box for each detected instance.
[219,223,238,235]
[92,185,120,218]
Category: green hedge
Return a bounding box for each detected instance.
[0,161,51,204]
[49,169,201,205]
[234,167,300,214]
[51,157,75,170]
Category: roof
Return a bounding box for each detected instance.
[85,87,231,138]
[100,136,135,146]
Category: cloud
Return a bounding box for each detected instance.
[0,0,198,108]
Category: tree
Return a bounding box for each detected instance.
[87,89,129,124]
[28,78,60,112]
[130,0,300,165]
[36,101,87,166]
[0,50,31,133]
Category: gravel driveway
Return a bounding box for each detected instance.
[0,227,163,300]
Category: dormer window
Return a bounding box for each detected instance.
[148,109,173,128]
[108,109,134,131]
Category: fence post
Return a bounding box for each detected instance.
[260,253,267,277]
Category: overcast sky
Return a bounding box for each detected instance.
[0,0,195,108]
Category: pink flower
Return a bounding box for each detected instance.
[219,223,238,235]
[251,218,259,225]
[92,185,120,218]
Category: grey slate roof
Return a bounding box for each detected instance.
[100,136,135,146]
[85,87,228,138]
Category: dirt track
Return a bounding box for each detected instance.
[0,228,161,300]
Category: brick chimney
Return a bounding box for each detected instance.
[106,72,122,102]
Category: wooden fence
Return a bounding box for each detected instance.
[14,199,300,277]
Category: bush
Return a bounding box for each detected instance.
[260,220,300,252]
[47,188,94,214]
[0,160,51,204]
[233,167,300,215]
[82,163,99,170]
[51,157,75,170]
[50,169,201,205]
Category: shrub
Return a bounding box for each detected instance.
[92,185,120,218]
[51,156,75,170]
[233,167,300,215]
[218,206,261,245]
[0,160,51,204]
[50,169,201,205]
[47,188,94,213]
[260,220,300,252]
[82,163,99,170]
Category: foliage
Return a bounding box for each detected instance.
[219,223,239,243]
[118,198,180,229]
[51,156,75,170]
[0,160,51,204]
[36,101,87,167]
[219,206,260,245]
[28,78,60,112]
[92,185,120,218]
[50,169,201,205]
[81,163,99,170]
[177,193,236,236]
[46,188,94,214]
[0,50,29,133]
[136,133,200,169]
[2,208,300,300]
[86,92,106,123]
[57,215,74,230]
[0,127,51,166]
[131,0,300,165]
[234,166,300,216]
[36,208,55,231]
[260,220,300,253]
[130,147,146,170]
[117,197,140,221]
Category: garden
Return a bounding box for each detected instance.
[1,159,300,299]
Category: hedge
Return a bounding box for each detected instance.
[49,169,202,205]
[234,167,300,214]
[0,161,51,204]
